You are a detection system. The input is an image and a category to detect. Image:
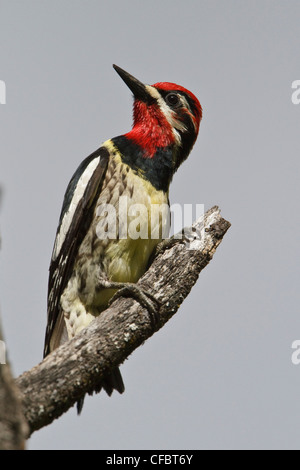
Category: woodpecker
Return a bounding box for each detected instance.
[44,65,202,412]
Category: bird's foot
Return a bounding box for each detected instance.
[152,226,201,261]
[99,280,160,327]
[152,237,182,260]
[151,231,187,262]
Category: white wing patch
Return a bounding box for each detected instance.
[52,157,101,260]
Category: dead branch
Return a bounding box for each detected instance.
[0,317,29,449]
[16,205,230,436]
[0,186,29,449]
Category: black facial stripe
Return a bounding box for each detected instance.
[157,89,194,112]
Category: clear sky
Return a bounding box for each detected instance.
[1,0,300,450]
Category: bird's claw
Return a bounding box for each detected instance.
[108,284,160,328]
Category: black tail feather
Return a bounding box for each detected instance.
[76,367,125,414]
[77,397,85,415]
[102,367,125,396]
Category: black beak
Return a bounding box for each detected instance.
[113,64,152,102]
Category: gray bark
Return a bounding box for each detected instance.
[0,318,29,449]
[0,188,29,448]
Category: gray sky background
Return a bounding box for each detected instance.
[1,0,300,450]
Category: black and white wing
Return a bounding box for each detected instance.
[43,146,109,357]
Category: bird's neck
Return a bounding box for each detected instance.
[125,125,174,159]
[111,134,175,193]
[125,102,175,158]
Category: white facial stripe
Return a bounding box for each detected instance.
[145,85,161,100]
[52,156,101,260]
[146,85,186,144]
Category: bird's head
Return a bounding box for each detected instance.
[113,65,202,172]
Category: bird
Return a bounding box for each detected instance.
[43,65,202,413]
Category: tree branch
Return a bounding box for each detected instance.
[0,316,29,449]
[16,206,231,436]
[0,187,29,449]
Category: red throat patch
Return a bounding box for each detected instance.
[125,100,175,158]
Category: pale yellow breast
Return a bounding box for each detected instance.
[102,159,169,298]
[77,144,169,310]
[104,171,169,283]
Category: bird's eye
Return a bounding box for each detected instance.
[165,93,181,107]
